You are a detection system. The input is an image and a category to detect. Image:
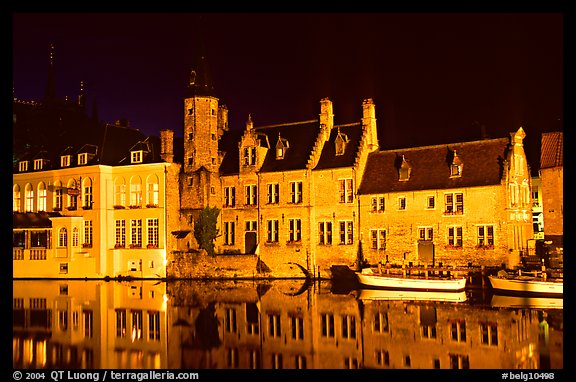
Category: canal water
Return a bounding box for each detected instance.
[12,279,562,370]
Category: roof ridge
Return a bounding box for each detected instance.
[373,137,509,155]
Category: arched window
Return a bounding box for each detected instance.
[114,177,126,207]
[13,184,21,212]
[83,178,93,209]
[25,183,34,212]
[146,174,159,207]
[67,179,78,210]
[130,176,142,207]
[54,181,63,211]
[58,227,68,247]
[37,182,47,212]
[72,227,79,247]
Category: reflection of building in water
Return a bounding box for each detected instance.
[168,281,557,369]
[13,281,167,369]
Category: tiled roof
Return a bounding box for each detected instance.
[358,138,510,195]
[540,131,563,169]
[13,212,62,229]
[219,129,245,176]
[315,123,363,170]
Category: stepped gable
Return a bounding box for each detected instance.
[358,137,510,195]
[314,123,363,170]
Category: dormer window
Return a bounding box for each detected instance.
[131,150,143,164]
[243,146,257,166]
[34,159,45,170]
[335,129,349,156]
[78,153,88,165]
[18,161,28,172]
[275,134,289,160]
[399,155,412,181]
[450,150,463,178]
[61,155,71,167]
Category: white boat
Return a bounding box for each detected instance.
[356,268,467,291]
[488,275,563,295]
[490,293,563,309]
[353,288,467,303]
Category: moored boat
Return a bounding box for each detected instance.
[490,293,563,309]
[356,267,467,291]
[488,274,563,296]
[353,288,467,303]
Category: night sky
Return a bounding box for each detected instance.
[12,13,563,170]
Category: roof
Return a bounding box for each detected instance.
[540,131,563,169]
[13,212,62,229]
[315,123,363,170]
[358,138,510,195]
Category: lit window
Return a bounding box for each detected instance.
[61,155,71,167]
[19,161,28,172]
[131,151,143,164]
[34,159,44,170]
[418,227,433,241]
[338,179,354,203]
[78,153,88,165]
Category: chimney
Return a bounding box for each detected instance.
[160,129,174,163]
[319,98,334,142]
[362,98,379,151]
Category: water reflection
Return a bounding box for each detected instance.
[13,280,563,369]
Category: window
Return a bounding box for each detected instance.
[370,229,386,250]
[426,196,435,209]
[84,220,93,247]
[335,130,348,156]
[271,354,283,369]
[58,228,68,247]
[13,185,21,212]
[131,311,143,341]
[480,322,498,346]
[19,161,28,172]
[224,221,235,245]
[245,220,257,232]
[376,350,390,367]
[147,219,159,247]
[288,219,302,242]
[295,355,306,369]
[339,179,354,203]
[373,312,389,333]
[67,180,78,210]
[130,177,142,207]
[445,192,464,214]
[371,196,385,212]
[318,222,332,245]
[83,310,93,338]
[291,316,304,340]
[290,181,303,204]
[450,320,467,342]
[147,176,159,206]
[72,227,79,247]
[61,155,71,167]
[342,315,356,339]
[243,147,257,166]
[78,153,88,165]
[25,184,34,212]
[398,197,406,210]
[421,323,436,339]
[449,354,469,369]
[245,185,257,206]
[131,219,142,247]
[224,187,236,207]
[34,159,44,170]
[59,263,68,274]
[448,226,463,247]
[451,163,461,177]
[54,183,62,210]
[477,225,494,247]
[266,220,279,242]
[146,311,160,341]
[115,220,126,248]
[267,183,279,204]
[131,151,143,164]
[37,183,47,212]
[418,227,433,241]
[321,313,335,337]
[83,179,93,209]
[114,178,126,207]
[339,221,354,245]
[399,156,412,181]
[116,309,127,338]
[187,177,193,187]
[268,313,281,338]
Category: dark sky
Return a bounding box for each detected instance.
[12,13,563,170]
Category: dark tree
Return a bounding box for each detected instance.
[193,206,220,257]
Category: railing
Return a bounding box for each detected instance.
[29,248,47,260]
[13,248,24,260]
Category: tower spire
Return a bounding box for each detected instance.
[43,43,56,102]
